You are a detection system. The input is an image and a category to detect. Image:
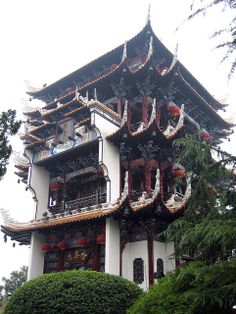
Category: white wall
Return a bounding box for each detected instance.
[153,240,175,275]
[122,241,149,290]
[92,110,120,202]
[30,164,50,219]
[105,218,120,275]
[27,232,45,280]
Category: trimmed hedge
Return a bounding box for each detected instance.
[127,260,236,314]
[4,270,142,314]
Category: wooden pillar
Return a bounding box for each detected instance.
[156,109,161,127]
[56,251,64,272]
[117,97,122,116]
[127,104,132,127]
[92,245,100,271]
[142,96,148,125]
[160,166,164,197]
[144,162,151,194]
[147,233,154,286]
[128,167,132,197]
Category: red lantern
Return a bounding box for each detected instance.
[50,182,60,191]
[56,241,68,250]
[169,106,181,117]
[173,165,186,178]
[111,63,118,70]
[76,238,88,247]
[201,130,211,142]
[96,235,105,245]
[41,243,52,253]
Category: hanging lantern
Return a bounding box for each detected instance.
[201,130,211,142]
[169,106,181,117]
[96,234,105,245]
[76,238,88,247]
[50,182,60,191]
[173,165,186,178]
[41,243,52,253]
[56,241,68,250]
[111,63,118,70]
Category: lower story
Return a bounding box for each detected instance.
[28,217,175,290]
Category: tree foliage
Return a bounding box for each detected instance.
[0,110,21,180]
[188,0,236,76]
[0,266,27,300]
[4,270,142,314]
[127,259,236,314]
[164,134,236,263]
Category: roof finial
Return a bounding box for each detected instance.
[146,4,151,25]
[121,41,127,63]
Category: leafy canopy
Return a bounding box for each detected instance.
[127,259,236,314]
[164,134,236,263]
[4,270,142,314]
[0,266,27,300]
[0,110,21,180]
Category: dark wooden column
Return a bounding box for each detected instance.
[117,97,122,116]
[147,232,154,285]
[144,161,151,194]
[142,96,148,124]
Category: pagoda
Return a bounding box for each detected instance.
[1,16,232,290]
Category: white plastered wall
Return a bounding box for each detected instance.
[153,240,175,275]
[30,164,50,219]
[27,232,45,280]
[122,241,149,290]
[105,218,120,275]
[91,109,120,202]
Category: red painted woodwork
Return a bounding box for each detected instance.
[142,96,148,125]
[147,235,154,285]
[169,106,180,117]
[144,163,152,193]
[96,235,105,244]
[156,109,161,127]
[56,241,68,250]
[201,130,211,142]
[117,97,122,116]
[50,182,60,191]
[76,238,89,247]
[41,243,52,252]
[173,168,185,178]
[130,157,145,169]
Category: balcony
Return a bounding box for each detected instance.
[47,192,107,215]
[33,129,97,163]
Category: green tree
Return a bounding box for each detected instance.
[128,134,236,314]
[1,266,27,299]
[165,134,236,263]
[188,0,236,76]
[0,109,21,180]
[128,259,236,314]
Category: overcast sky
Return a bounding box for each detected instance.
[0,0,235,281]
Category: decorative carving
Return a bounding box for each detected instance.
[138,141,159,161]
[136,76,155,96]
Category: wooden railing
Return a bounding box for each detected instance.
[48,192,106,214]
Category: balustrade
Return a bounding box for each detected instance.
[48,192,106,214]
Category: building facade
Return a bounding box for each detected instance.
[1,19,232,290]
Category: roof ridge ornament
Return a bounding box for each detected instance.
[121,41,127,63]
[147,36,153,61]
[146,4,151,26]
[121,100,128,126]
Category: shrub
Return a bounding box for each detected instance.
[4,270,142,314]
[127,259,236,314]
